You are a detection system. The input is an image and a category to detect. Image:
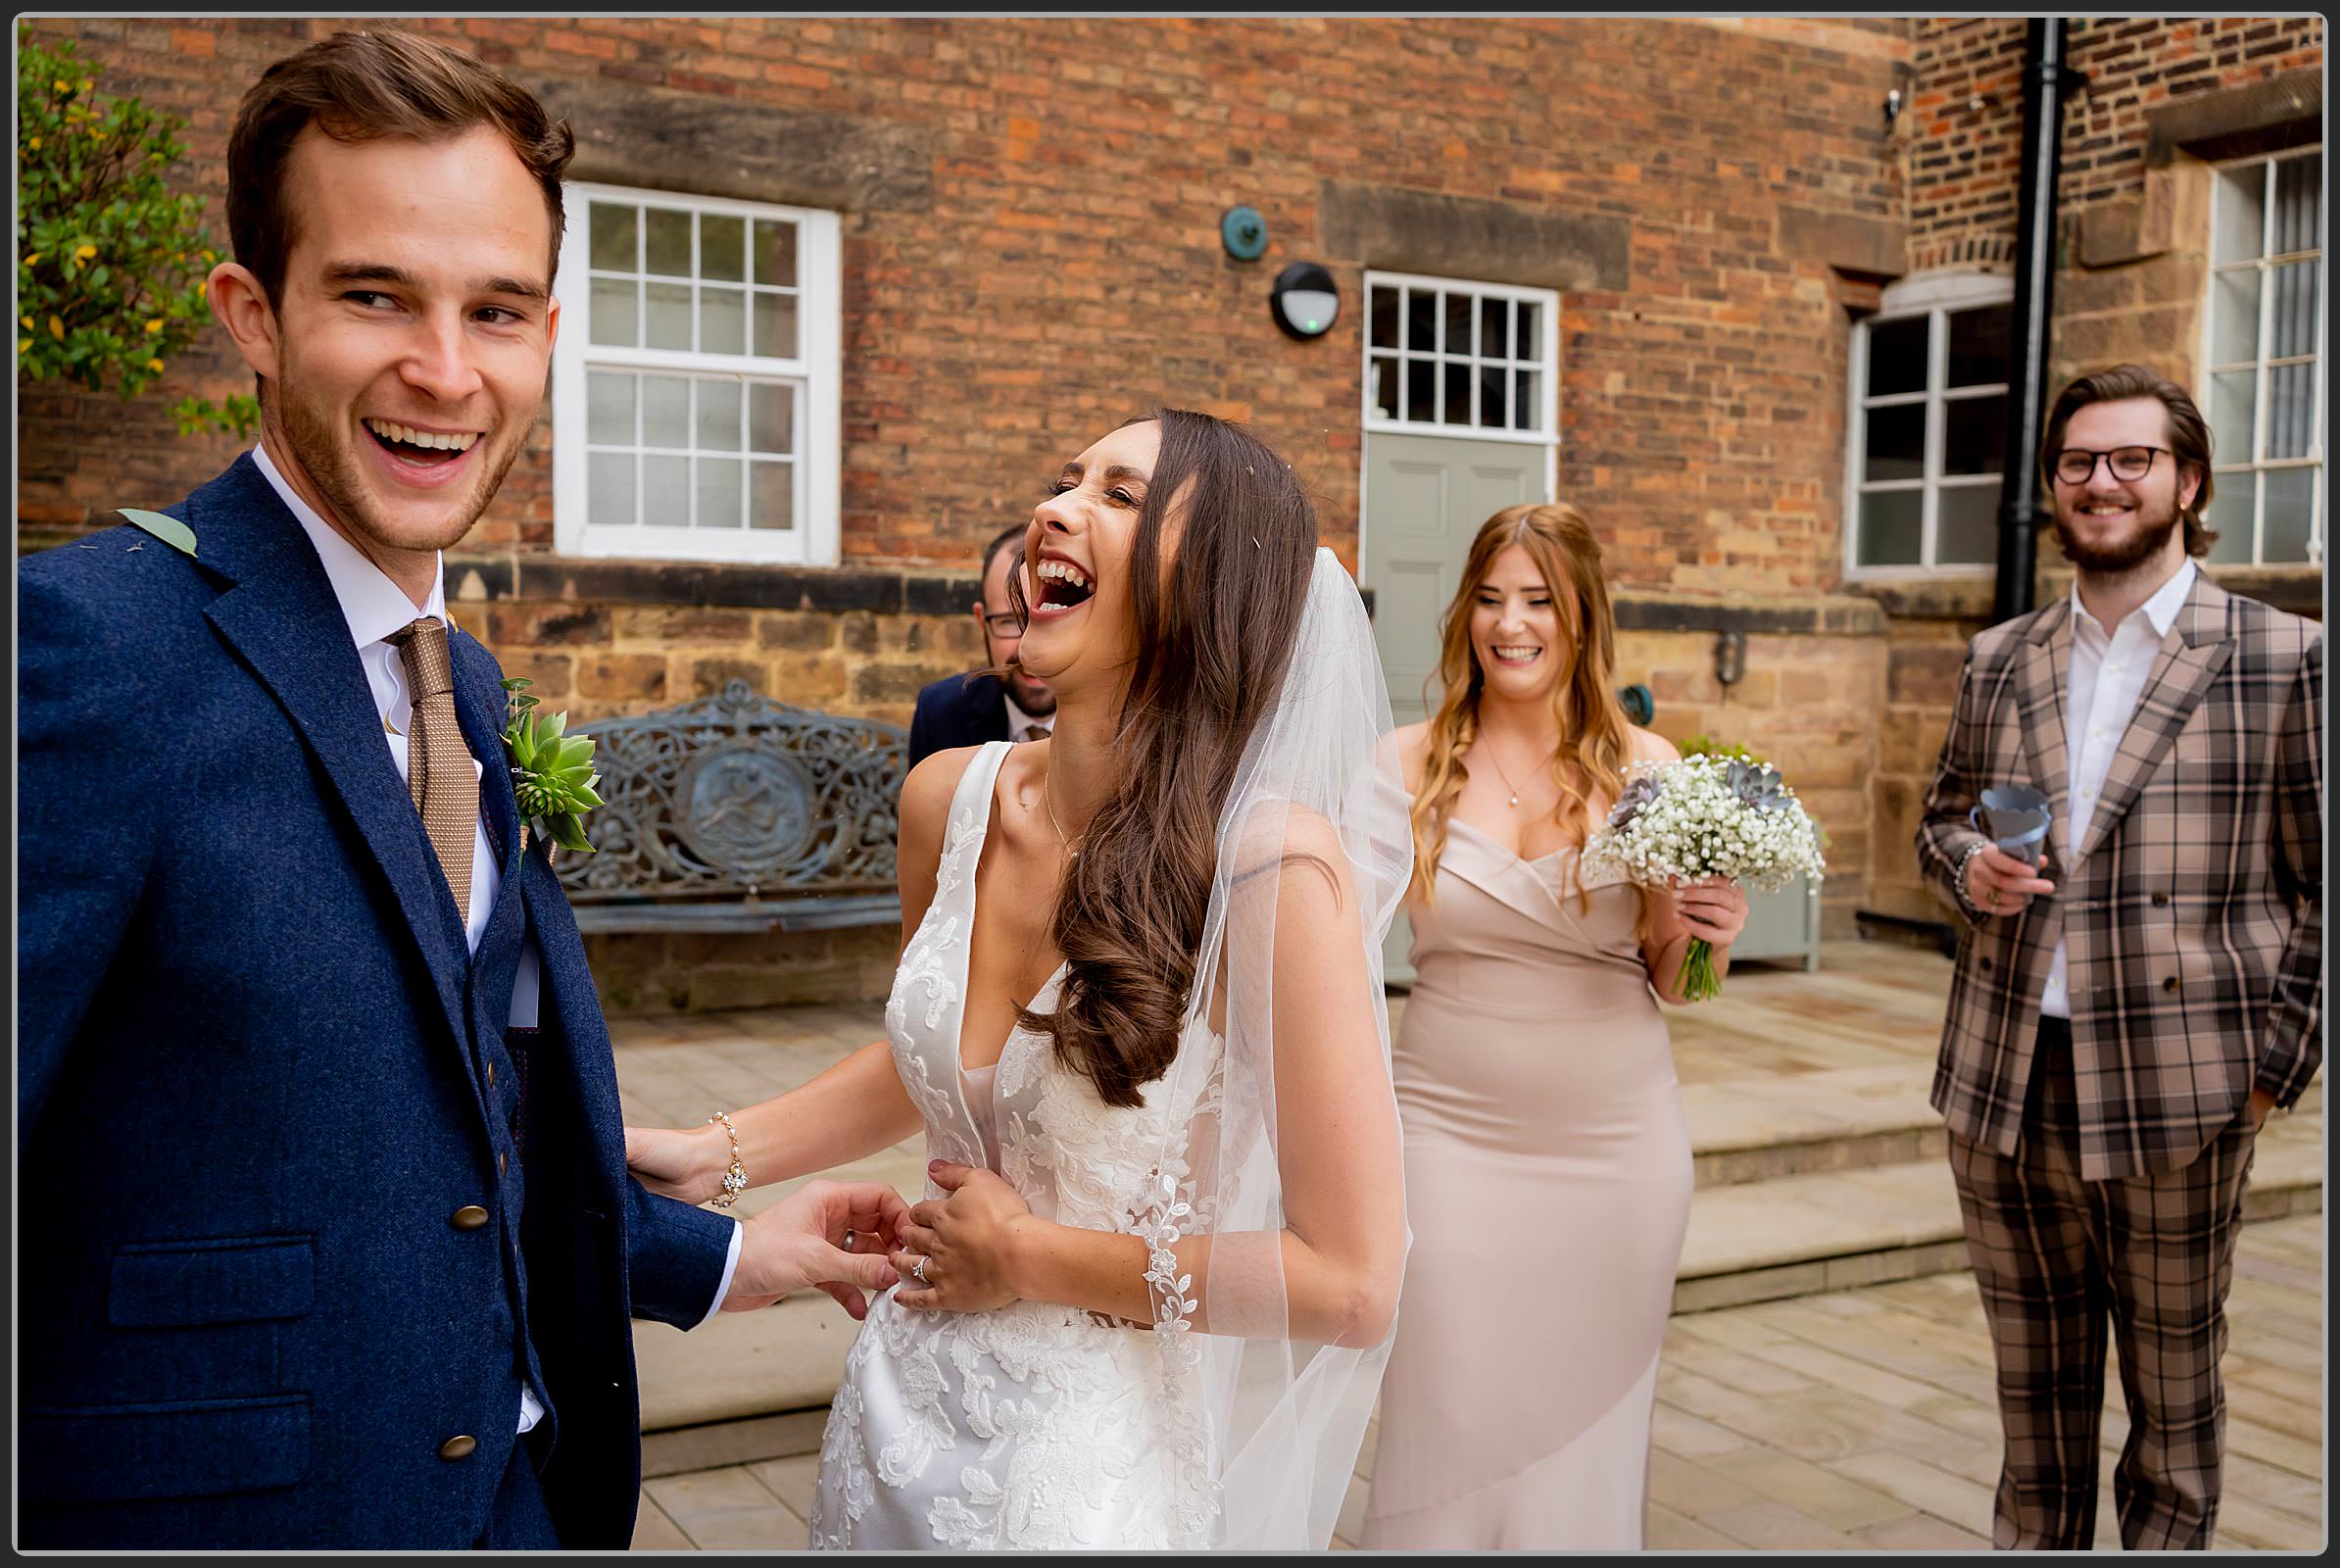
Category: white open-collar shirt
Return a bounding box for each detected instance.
[2039,556,2198,1019]
[254,445,738,1428]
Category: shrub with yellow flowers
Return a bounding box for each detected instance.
[16,25,256,436]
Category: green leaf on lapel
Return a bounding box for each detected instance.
[118,507,196,555]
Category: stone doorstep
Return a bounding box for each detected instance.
[1687,1073,2322,1189]
[1673,1110,2325,1315]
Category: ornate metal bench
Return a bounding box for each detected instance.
[556,681,907,934]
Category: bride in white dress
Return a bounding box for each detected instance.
[625,409,1412,1549]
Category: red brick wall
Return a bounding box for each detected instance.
[20,16,1914,598]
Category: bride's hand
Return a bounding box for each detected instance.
[893,1160,1034,1314]
[625,1121,721,1205]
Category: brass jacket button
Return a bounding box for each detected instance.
[499,1152,509,1177]
[452,1205,490,1231]
[439,1435,477,1461]
[486,1061,496,1088]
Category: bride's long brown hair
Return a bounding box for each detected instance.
[1008,409,1319,1108]
[1408,503,1633,905]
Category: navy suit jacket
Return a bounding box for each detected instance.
[17,456,737,1548]
[906,670,1011,769]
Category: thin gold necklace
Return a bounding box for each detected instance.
[1042,763,1083,858]
[1477,736,1543,809]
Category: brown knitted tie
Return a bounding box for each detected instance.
[387,616,476,927]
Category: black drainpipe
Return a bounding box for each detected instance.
[1991,18,2085,624]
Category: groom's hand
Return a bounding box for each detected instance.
[723,1179,910,1319]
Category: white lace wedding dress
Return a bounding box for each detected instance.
[809,741,1220,1550]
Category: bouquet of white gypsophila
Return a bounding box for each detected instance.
[1582,751,1828,1002]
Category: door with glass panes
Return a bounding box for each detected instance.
[1360,272,1558,983]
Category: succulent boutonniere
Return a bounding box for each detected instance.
[501,677,602,859]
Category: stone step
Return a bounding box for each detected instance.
[1686,1070,2321,1188]
[1673,1105,2324,1314]
[634,1100,2323,1432]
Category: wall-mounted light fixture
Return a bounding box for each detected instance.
[1882,86,1903,126]
[1221,205,1268,261]
[1270,261,1340,341]
[1714,629,1747,696]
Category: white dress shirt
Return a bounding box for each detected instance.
[2038,557,2197,1019]
[1003,692,1055,743]
[254,446,740,1434]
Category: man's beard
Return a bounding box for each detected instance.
[2051,497,2183,576]
[275,369,515,556]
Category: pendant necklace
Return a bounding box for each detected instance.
[1479,737,1543,809]
[1042,763,1083,858]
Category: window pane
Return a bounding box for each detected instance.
[2272,153,2321,255]
[2262,466,2317,562]
[588,276,638,347]
[1936,483,1999,564]
[2214,166,2267,265]
[2268,260,2318,358]
[1443,293,1473,357]
[587,453,634,528]
[1857,489,1923,566]
[700,285,746,356]
[2210,369,2256,466]
[1511,300,1540,362]
[2202,472,2256,564]
[1442,361,1471,425]
[1405,289,1436,355]
[1477,364,1509,428]
[753,219,798,287]
[1480,296,1509,358]
[2267,362,2316,459]
[1369,286,1400,350]
[1369,355,1399,418]
[645,207,692,277]
[699,213,745,282]
[587,371,635,445]
[696,456,744,529]
[749,381,796,454]
[1866,316,1928,396]
[1942,393,2007,477]
[1405,358,1435,423]
[643,454,690,525]
[1945,306,2011,389]
[754,291,800,359]
[696,379,742,452]
[1863,402,1926,481]
[750,459,796,530]
[645,282,693,350]
[1512,368,1541,431]
[589,202,637,272]
[2210,268,2262,366]
[642,375,690,449]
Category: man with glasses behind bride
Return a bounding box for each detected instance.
[1915,364,2321,1549]
[908,523,1058,766]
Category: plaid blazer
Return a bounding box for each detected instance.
[1916,571,2321,1180]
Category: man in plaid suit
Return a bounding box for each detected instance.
[1916,365,2320,1549]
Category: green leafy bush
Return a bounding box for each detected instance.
[16,26,256,436]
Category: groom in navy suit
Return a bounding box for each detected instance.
[18,30,902,1549]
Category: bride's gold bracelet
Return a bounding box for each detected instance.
[707,1110,748,1208]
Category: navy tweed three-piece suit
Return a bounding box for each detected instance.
[18,454,736,1548]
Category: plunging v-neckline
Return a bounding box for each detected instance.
[956,745,1070,1077]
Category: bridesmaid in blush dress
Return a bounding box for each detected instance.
[1360,504,1747,1550]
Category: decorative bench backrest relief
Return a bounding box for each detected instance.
[558,680,908,912]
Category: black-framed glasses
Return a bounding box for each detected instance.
[2052,445,2169,485]
[981,612,1024,636]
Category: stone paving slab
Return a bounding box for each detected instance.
[631,1213,2324,1551]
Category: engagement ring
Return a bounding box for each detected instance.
[910,1255,931,1284]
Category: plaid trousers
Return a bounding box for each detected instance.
[1947,1017,2257,1550]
